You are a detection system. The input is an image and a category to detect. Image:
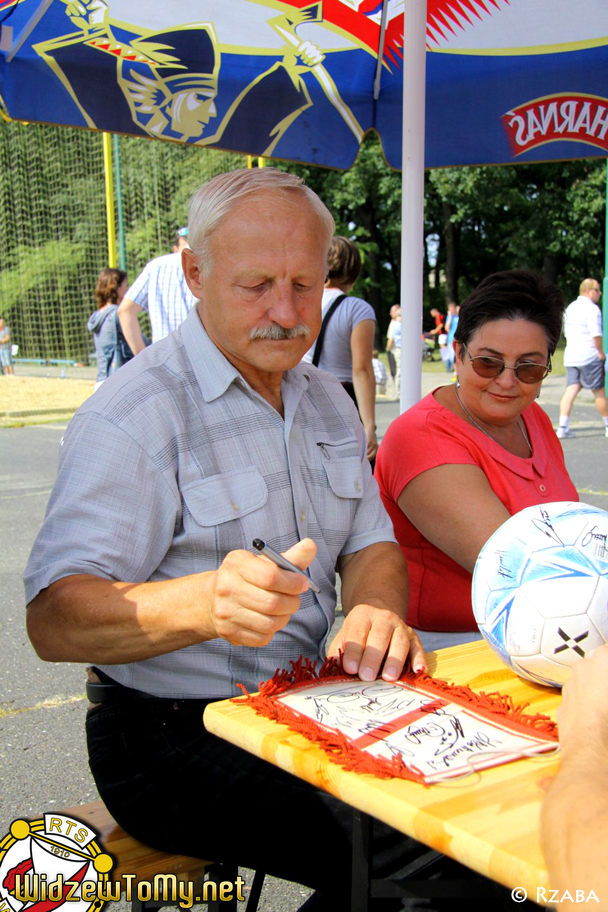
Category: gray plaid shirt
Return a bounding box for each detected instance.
[25,307,395,698]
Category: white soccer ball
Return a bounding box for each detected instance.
[472,502,608,688]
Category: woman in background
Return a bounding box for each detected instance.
[88,268,129,390]
[376,270,578,649]
[302,236,378,462]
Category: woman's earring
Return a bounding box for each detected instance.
[456,377,460,389]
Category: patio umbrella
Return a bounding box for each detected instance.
[1,0,607,404]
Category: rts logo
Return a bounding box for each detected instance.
[0,814,114,912]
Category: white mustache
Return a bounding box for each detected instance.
[250,324,311,341]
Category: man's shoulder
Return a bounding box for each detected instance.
[567,295,594,312]
[76,333,193,433]
[147,251,182,272]
[294,361,361,412]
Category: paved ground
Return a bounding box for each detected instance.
[0,373,606,911]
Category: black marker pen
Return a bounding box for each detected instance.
[252,539,321,593]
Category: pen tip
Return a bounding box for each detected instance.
[252,539,264,551]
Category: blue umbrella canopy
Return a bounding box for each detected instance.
[0,0,606,170]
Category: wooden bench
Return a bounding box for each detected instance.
[61,801,264,912]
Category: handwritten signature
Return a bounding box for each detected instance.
[581,525,608,559]
[532,509,564,546]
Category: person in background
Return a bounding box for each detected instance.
[302,236,378,462]
[423,307,445,350]
[372,349,388,396]
[118,227,196,353]
[87,268,129,391]
[376,270,578,650]
[386,304,401,398]
[557,278,608,439]
[0,318,14,376]
[541,644,608,907]
[444,302,459,374]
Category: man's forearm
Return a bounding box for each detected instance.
[27,540,314,665]
[118,298,147,354]
[542,756,608,905]
[339,542,408,619]
[27,572,217,664]
[593,336,606,360]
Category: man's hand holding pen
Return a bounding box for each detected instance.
[204,538,425,682]
[205,539,318,648]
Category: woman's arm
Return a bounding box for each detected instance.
[398,463,510,572]
[350,319,378,460]
[117,296,147,354]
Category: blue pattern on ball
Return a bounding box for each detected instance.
[472,501,608,688]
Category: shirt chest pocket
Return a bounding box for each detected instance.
[317,437,364,499]
[182,467,268,526]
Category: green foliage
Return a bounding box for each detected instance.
[0,240,89,359]
[427,160,607,303]
[0,119,605,362]
[284,133,402,336]
[0,121,245,360]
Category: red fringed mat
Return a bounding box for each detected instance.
[236,656,559,785]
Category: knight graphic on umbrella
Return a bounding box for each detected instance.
[33,0,364,155]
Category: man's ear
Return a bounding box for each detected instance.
[182,247,204,299]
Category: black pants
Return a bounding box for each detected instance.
[86,696,537,912]
[86,696,426,910]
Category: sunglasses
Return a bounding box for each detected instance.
[461,344,551,384]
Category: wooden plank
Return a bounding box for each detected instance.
[204,641,561,905]
[61,801,209,888]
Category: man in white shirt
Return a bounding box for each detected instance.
[557,278,608,439]
[118,228,196,351]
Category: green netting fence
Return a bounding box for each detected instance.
[0,120,247,363]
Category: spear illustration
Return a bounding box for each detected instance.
[268,2,364,143]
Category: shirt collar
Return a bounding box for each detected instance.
[180,305,312,402]
[430,390,546,480]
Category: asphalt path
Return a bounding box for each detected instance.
[0,374,606,911]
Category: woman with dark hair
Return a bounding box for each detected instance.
[87,268,130,390]
[376,270,578,645]
[302,236,378,461]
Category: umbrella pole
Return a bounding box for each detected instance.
[102,133,117,268]
[604,161,607,394]
[400,0,427,412]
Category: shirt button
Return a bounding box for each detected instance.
[354,481,362,492]
[231,503,239,511]
[300,511,306,522]
[539,484,547,493]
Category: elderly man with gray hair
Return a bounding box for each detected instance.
[25,168,427,909]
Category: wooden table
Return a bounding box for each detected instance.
[204,640,561,908]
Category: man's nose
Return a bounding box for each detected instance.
[267,286,301,327]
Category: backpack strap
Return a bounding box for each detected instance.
[312,294,347,367]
